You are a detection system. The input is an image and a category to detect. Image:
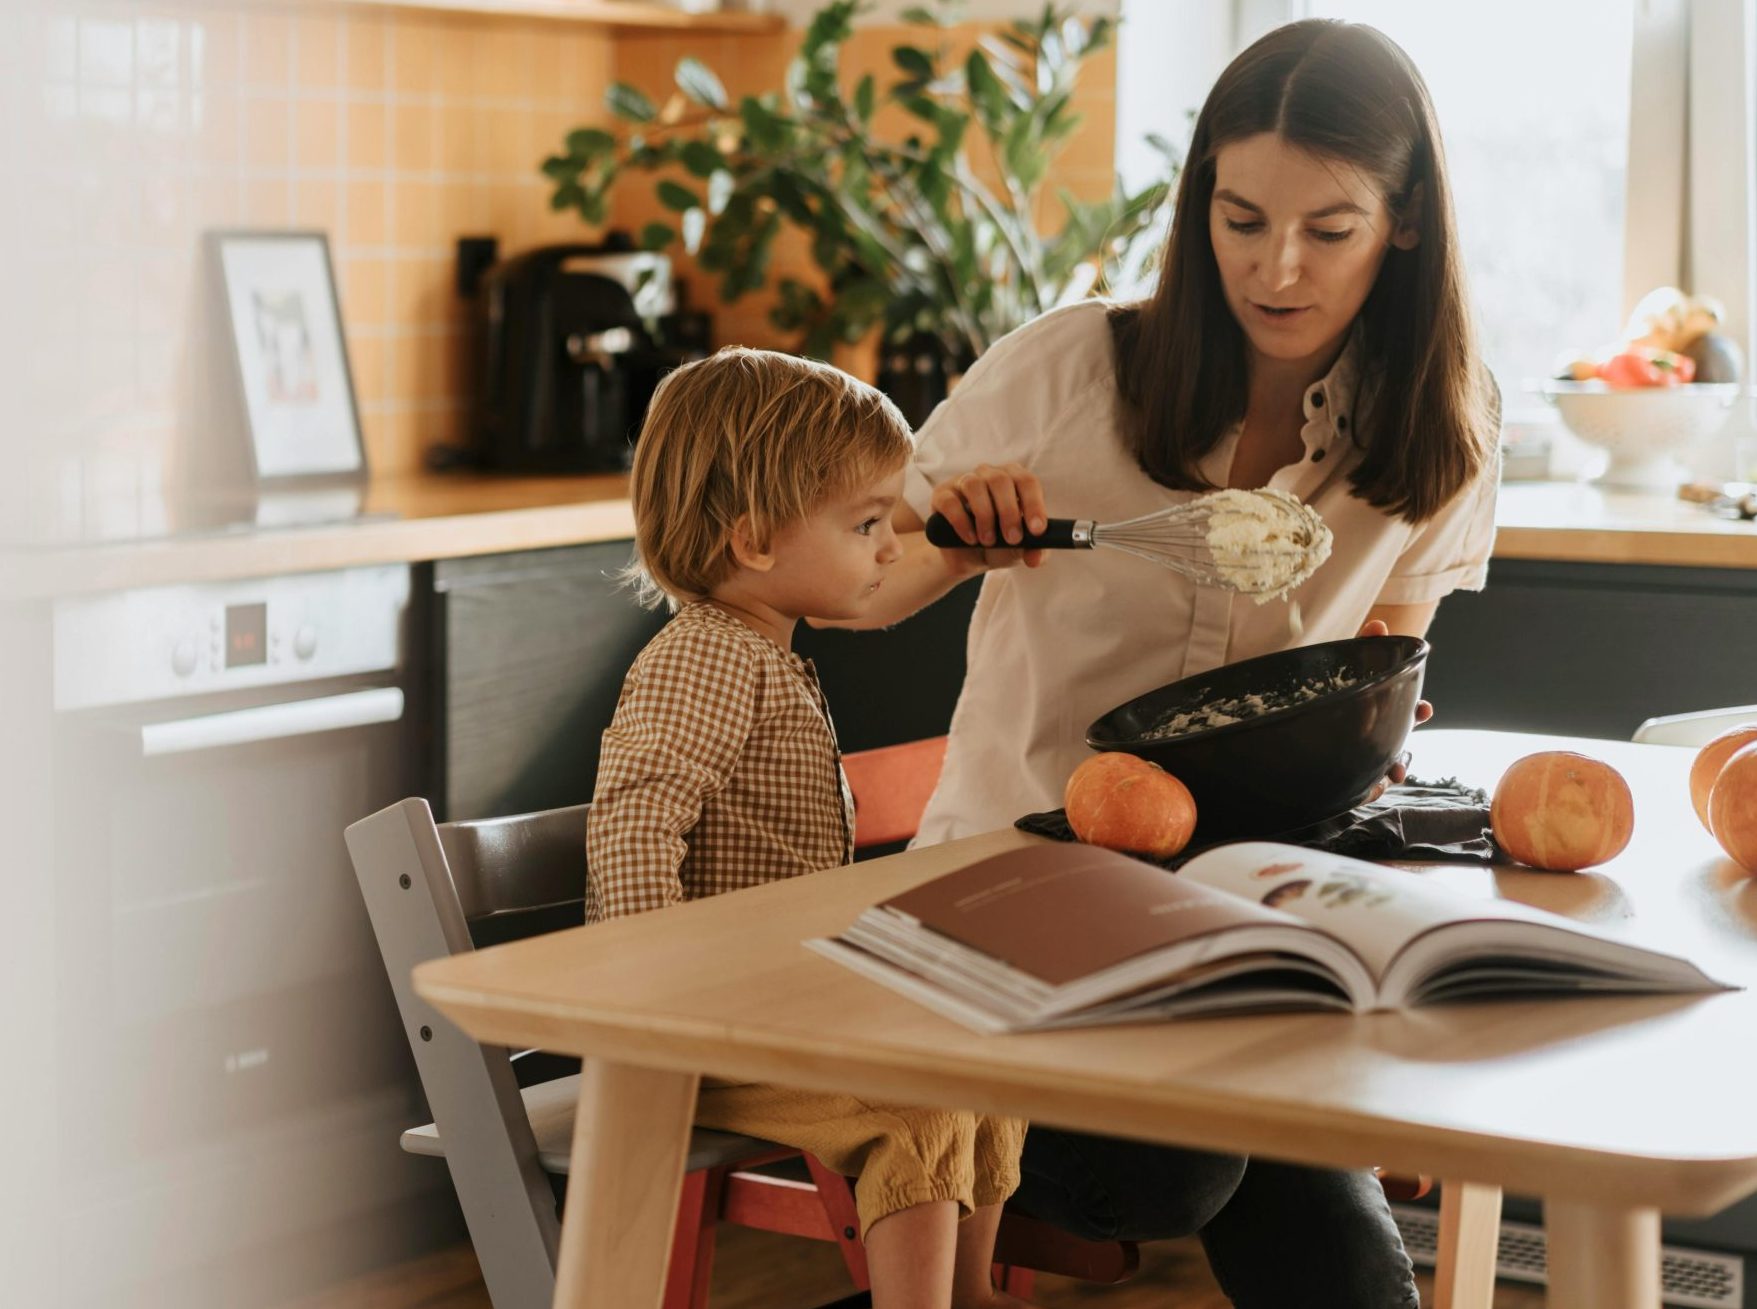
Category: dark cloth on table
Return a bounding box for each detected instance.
[1016,776,1501,868]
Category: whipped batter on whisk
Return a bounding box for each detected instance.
[1200,488,1334,602]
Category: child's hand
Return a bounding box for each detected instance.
[929,463,1049,572]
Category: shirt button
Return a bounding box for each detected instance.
[1336,414,1349,431]
[1312,448,1327,462]
[1310,391,1324,407]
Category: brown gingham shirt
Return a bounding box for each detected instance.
[585,601,855,922]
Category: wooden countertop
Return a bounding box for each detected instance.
[7,475,1757,599]
[2,473,636,598]
[1494,481,1757,569]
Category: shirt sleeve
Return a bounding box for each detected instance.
[1374,456,1501,606]
[585,629,758,920]
[901,304,1107,521]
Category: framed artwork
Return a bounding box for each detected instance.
[207,230,366,484]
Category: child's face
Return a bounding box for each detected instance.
[760,464,906,621]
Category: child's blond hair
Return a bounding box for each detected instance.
[625,347,913,610]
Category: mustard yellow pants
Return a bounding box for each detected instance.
[695,1082,1025,1239]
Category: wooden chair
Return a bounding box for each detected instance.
[344,797,1137,1309]
[838,736,1503,1309]
[842,735,950,850]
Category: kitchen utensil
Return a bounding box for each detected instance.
[1087,635,1429,839]
[923,489,1331,597]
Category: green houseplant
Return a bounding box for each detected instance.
[541,0,1180,376]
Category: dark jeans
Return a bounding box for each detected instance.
[1013,1126,1419,1308]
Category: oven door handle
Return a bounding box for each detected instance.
[139,687,405,757]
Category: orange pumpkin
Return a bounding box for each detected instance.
[1490,751,1634,872]
[1689,724,1757,834]
[1708,743,1757,875]
[1065,753,1197,860]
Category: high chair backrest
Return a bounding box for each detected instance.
[345,797,590,1309]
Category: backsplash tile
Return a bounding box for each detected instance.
[5,0,619,544]
[2,3,1123,547]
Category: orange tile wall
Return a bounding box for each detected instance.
[7,0,620,523]
[2,3,1118,536]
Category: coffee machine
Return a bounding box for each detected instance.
[462,241,708,473]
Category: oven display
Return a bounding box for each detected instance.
[225,603,268,668]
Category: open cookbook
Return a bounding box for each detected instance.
[806,841,1734,1034]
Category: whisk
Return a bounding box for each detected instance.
[923,488,1333,599]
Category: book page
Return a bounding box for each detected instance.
[1179,842,1729,1006]
[1179,842,1483,983]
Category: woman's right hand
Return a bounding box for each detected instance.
[928,463,1050,573]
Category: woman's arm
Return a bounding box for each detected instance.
[1363,600,1440,639]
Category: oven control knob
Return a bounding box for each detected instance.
[171,639,198,678]
[293,625,319,661]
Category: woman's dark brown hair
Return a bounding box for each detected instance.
[1110,19,1493,523]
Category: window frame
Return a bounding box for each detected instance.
[1118,0,1757,468]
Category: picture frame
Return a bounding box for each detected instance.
[206,230,367,487]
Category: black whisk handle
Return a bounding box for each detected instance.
[924,513,1082,550]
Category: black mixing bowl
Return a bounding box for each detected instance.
[1086,635,1429,839]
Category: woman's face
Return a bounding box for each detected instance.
[1209,132,1416,370]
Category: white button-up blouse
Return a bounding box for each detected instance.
[902,299,1498,847]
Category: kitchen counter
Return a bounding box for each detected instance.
[2,473,636,598]
[7,475,1757,599]
[1494,481,1757,568]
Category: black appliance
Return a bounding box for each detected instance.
[466,242,708,474]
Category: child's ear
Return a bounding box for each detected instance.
[1390,182,1423,251]
[728,517,777,572]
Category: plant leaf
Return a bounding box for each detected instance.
[892,45,935,80]
[854,73,876,123]
[606,82,658,123]
[680,140,725,178]
[639,221,677,250]
[565,127,616,157]
[675,57,729,111]
[707,168,736,215]
[657,179,701,212]
[682,206,708,254]
[900,5,939,24]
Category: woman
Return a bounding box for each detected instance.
[840,19,1499,1307]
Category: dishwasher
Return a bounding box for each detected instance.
[49,564,457,1308]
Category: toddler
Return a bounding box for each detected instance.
[586,347,1030,1309]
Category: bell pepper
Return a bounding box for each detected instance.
[1598,346,1697,388]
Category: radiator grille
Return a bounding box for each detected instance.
[1389,1203,1745,1309]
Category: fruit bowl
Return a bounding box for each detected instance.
[1087,636,1428,840]
[1542,381,1741,489]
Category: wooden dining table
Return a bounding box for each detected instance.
[414,728,1757,1309]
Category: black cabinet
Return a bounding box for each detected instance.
[427,542,983,821]
[1423,559,1757,741]
[429,543,667,820]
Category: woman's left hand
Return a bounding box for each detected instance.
[1358,618,1433,798]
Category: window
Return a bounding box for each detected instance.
[1302,0,1638,422]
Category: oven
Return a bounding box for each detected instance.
[50,565,456,1307]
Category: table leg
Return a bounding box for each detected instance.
[552,1058,701,1309]
[1434,1180,1501,1309]
[1544,1199,1660,1309]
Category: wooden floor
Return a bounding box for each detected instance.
[290,1225,1551,1308]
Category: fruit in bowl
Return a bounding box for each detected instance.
[1546,287,1746,488]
